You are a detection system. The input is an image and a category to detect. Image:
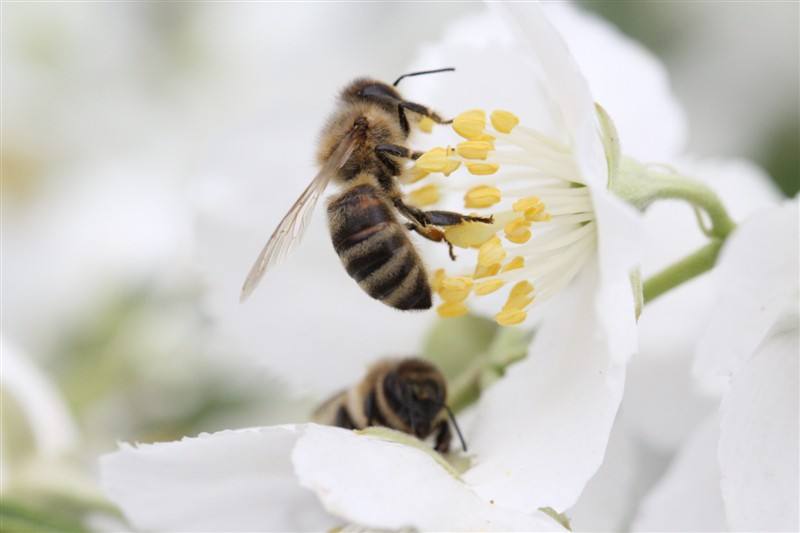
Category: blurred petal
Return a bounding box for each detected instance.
[462,264,626,512]
[719,324,799,531]
[695,198,799,381]
[100,426,334,532]
[541,2,687,161]
[0,337,78,459]
[292,424,564,532]
[631,415,727,532]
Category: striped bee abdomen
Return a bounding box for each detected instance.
[328,184,431,310]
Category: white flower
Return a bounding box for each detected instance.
[631,198,799,532]
[101,2,693,528]
[101,424,566,532]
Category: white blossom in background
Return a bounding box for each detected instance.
[632,199,799,532]
[567,158,782,530]
[99,2,696,528]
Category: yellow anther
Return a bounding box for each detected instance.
[504,217,532,244]
[430,268,445,293]
[457,141,493,160]
[419,116,435,133]
[525,208,551,222]
[466,162,500,176]
[439,276,473,303]
[474,262,501,280]
[415,147,450,172]
[445,221,495,248]
[509,280,534,299]
[501,256,525,272]
[405,166,430,184]
[475,278,505,295]
[476,133,496,142]
[513,196,544,213]
[490,110,520,134]
[496,308,527,326]
[442,159,462,177]
[464,185,502,208]
[438,301,469,318]
[478,236,506,267]
[408,184,440,207]
[453,109,487,140]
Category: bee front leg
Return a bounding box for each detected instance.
[423,210,494,226]
[433,419,452,454]
[405,223,456,260]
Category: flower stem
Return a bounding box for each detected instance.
[643,239,723,303]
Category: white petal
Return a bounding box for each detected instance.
[541,2,687,161]
[291,424,564,532]
[696,198,799,381]
[498,3,607,187]
[462,263,626,512]
[630,415,728,532]
[100,426,335,532]
[590,186,642,364]
[718,325,799,531]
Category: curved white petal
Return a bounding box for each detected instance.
[591,187,642,364]
[718,324,799,531]
[630,415,727,532]
[292,424,564,532]
[461,263,626,512]
[541,2,687,161]
[497,3,606,187]
[100,426,335,532]
[695,198,799,381]
[0,337,78,459]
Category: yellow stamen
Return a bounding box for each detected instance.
[464,185,502,208]
[509,280,534,299]
[490,110,520,134]
[466,162,499,176]
[442,159,462,177]
[438,301,469,318]
[405,166,430,184]
[430,268,445,293]
[444,211,516,248]
[496,308,527,326]
[504,217,532,244]
[453,109,487,140]
[457,141,494,160]
[501,256,525,272]
[415,147,453,173]
[474,278,505,295]
[513,196,544,213]
[525,208,551,222]
[474,262,501,280]
[419,116,435,133]
[505,281,535,309]
[408,184,440,207]
[439,276,473,303]
[478,236,506,267]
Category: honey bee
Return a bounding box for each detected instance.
[240,68,493,309]
[312,357,466,453]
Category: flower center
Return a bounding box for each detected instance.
[407,109,597,326]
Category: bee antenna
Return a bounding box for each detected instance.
[393,67,456,87]
[444,404,468,453]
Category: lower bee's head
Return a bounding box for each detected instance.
[383,358,447,437]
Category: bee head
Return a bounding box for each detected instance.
[383,358,446,437]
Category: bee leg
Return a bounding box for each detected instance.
[424,210,494,226]
[393,198,431,227]
[400,101,452,125]
[405,223,457,261]
[433,420,452,454]
[375,143,423,160]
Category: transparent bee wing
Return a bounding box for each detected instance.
[240,130,361,302]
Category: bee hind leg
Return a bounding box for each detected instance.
[405,223,456,261]
[424,210,494,226]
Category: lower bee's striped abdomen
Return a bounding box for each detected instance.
[328,185,431,310]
